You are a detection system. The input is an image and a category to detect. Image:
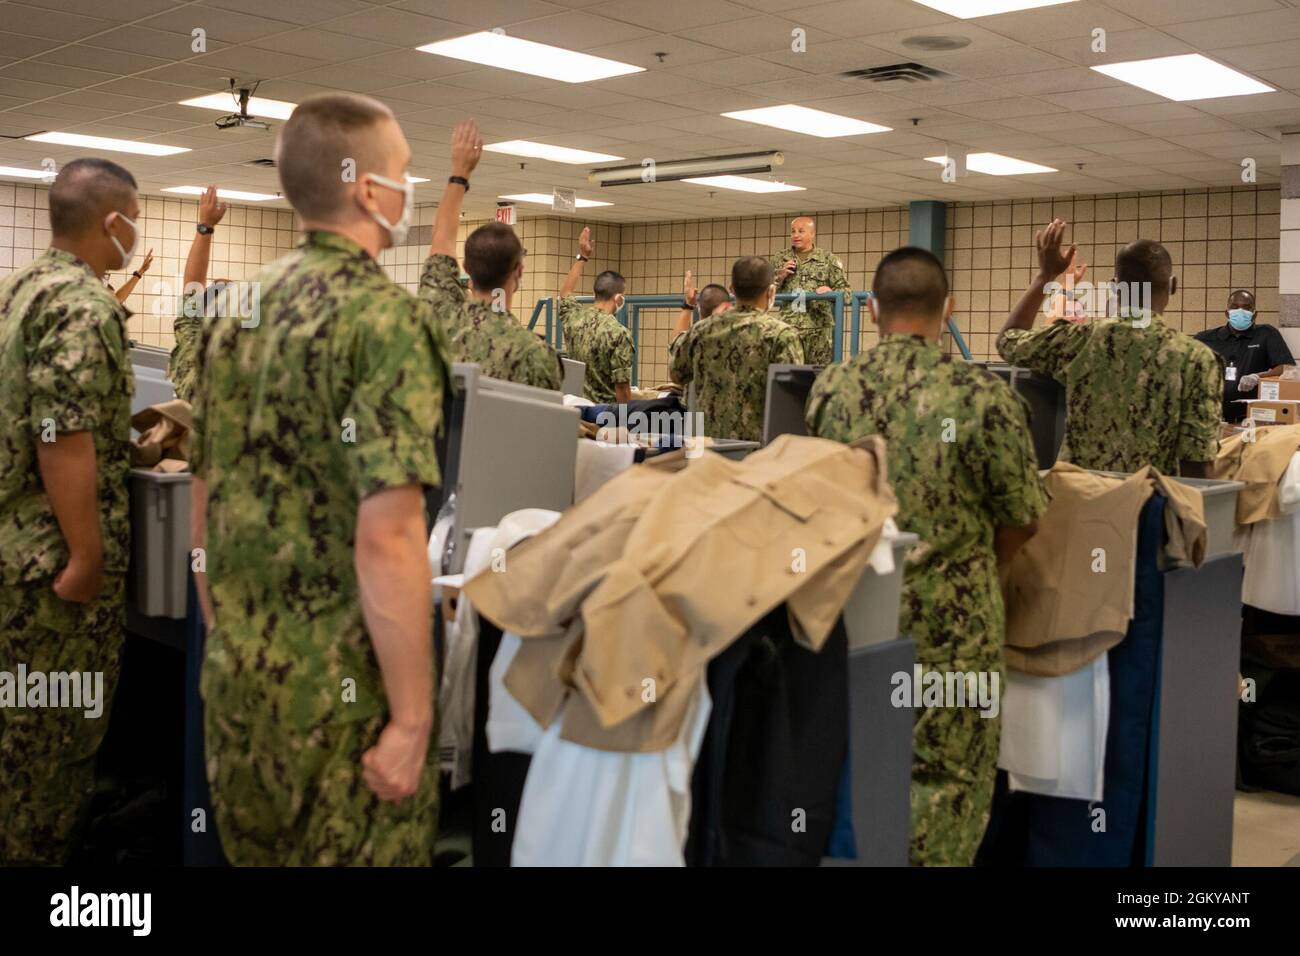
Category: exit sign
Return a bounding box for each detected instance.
[495,204,516,226]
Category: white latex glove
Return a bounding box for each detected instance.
[1239,373,1261,391]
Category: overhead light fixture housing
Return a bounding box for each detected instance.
[179,93,297,120]
[499,193,612,208]
[0,165,51,180]
[721,105,891,138]
[926,152,1057,175]
[589,151,785,187]
[162,186,278,201]
[418,31,644,83]
[682,175,804,193]
[25,131,190,156]
[1092,54,1274,101]
[911,0,1079,17]
[485,140,624,165]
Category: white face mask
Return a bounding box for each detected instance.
[107,211,138,271]
[366,173,414,246]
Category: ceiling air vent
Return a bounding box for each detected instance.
[902,35,971,53]
[843,62,956,83]
[242,157,276,168]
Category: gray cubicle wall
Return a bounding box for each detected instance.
[441,363,578,573]
[979,363,1067,468]
[763,364,819,444]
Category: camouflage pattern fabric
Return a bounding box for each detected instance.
[669,306,804,441]
[0,577,124,865]
[771,245,850,366]
[999,314,1221,473]
[558,295,633,402]
[807,334,1048,865]
[419,253,562,391]
[193,229,448,865]
[0,249,133,585]
[203,675,438,866]
[169,293,203,404]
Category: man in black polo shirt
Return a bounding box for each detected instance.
[1195,290,1294,422]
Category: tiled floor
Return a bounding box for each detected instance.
[1232,790,1300,866]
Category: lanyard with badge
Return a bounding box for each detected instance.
[1226,362,1237,382]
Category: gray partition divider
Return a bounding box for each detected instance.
[1150,552,1244,866]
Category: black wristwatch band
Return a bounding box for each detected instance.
[681,300,692,309]
[449,176,469,191]
[132,271,142,279]
[196,223,214,235]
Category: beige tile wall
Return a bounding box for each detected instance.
[1,184,1281,372]
[0,183,297,348]
[948,185,1281,361]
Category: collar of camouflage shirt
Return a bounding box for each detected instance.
[300,229,369,260]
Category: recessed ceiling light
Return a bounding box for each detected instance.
[925,152,1056,175]
[911,0,1078,17]
[1091,54,1273,102]
[25,131,190,156]
[484,140,624,164]
[417,31,644,83]
[721,105,891,138]
[178,93,298,120]
[0,165,51,180]
[162,186,278,201]
[682,176,805,193]
[499,193,612,208]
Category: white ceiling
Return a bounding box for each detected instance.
[2,0,1300,221]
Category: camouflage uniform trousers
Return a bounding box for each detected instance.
[909,681,1002,867]
[0,576,124,865]
[204,670,440,867]
[782,316,834,367]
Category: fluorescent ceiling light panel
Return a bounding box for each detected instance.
[1091,54,1273,102]
[499,193,612,208]
[178,93,298,119]
[406,175,430,183]
[925,152,1056,175]
[0,165,51,179]
[162,186,278,201]
[418,31,643,83]
[484,140,623,164]
[682,176,804,193]
[911,0,1078,16]
[25,131,189,156]
[721,105,891,138]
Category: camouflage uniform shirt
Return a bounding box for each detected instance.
[193,230,450,728]
[669,306,804,441]
[419,254,561,390]
[806,334,1047,865]
[558,295,633,403]
[0,249,133,584]
[771,245,850,366]
[999,314,1221,473]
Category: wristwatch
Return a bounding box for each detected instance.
[448,176,470,191]
[132,271,142,279]
[576,254,589,262]
[197,223,214,235]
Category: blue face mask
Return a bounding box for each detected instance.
[1228,309,1254,331]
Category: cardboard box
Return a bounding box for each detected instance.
[1245,400,1300,426]
[1257,376,1300,402]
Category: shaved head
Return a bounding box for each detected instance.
[48,158,137,237]
[1228,289,1255,311]
[698,283,731,317]
[872,246,949,320]
[276,92,399,221]
[791,216,816,253]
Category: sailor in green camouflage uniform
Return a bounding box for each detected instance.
[195,95,448,865]
[806,247,1046,866]
[420,157,561,391]
[772,216,851,366]
[168,185,229,404]
[555,226,633,403]
[0,159,139,865]
[998,221,1221,476]
[670,256,803,442]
